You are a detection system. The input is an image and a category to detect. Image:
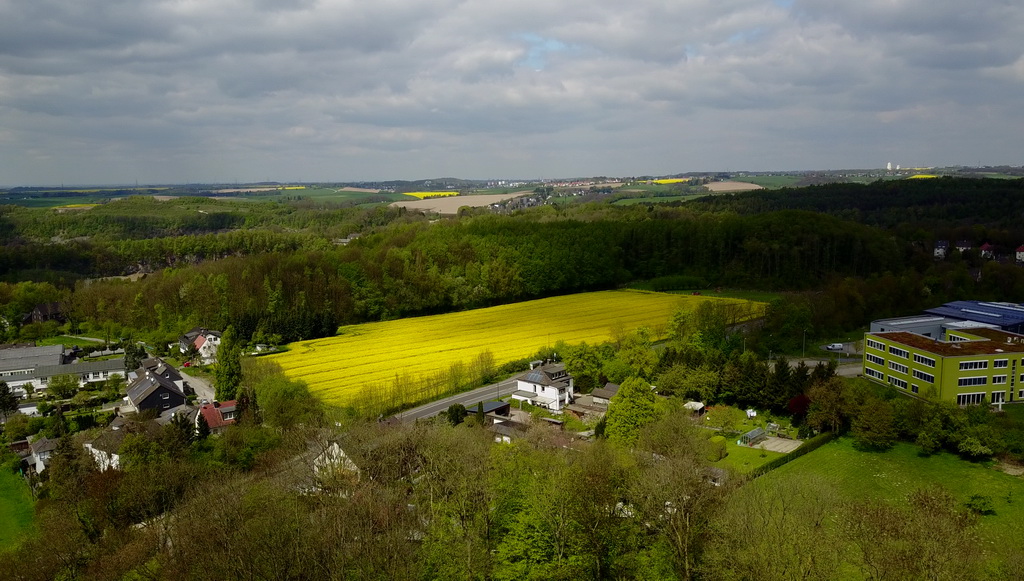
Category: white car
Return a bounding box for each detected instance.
[826,343,844,351]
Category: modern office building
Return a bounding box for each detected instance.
[863,326,1024,405]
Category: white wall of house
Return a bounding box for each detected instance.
[84,444,120,471]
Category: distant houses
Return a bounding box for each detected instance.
[0,344,125,398]
[178,327,222,364]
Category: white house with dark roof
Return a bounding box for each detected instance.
[178,327,222,364]
[510,362,574,411]
[28,436,58,473]
[1,348,124,398]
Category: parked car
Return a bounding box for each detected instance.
[826,343,844,351]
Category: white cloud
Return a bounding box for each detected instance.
[0,0,1022,184]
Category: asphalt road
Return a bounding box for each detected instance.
[397,378,519,422]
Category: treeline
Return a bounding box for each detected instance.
[689,176,1024,231]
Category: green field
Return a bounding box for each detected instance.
[668,289,783,303]
[730,175,803,189]
[34,335,103,348]
[762,438,1024,550]
[247,187,411,204]
[0,471,34,551]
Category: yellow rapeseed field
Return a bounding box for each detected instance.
[404,191,460,199]
[269,290,764,409]
[650,178,690,185]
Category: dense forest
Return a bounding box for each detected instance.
[4,178,1024,353]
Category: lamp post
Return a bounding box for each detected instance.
[802,329,806,359]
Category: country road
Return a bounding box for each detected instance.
[397,378,519,422]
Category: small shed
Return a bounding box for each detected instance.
[683,401,706,416]
[740,427,767,446]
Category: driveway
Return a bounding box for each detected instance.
[179,370,214,402]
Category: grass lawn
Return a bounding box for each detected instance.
[762,437,1024,550]
[0,470,34,551]
[713,437,785,473]
[35,335,103,348]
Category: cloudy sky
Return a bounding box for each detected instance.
[1,0,1022,185]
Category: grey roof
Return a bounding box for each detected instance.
[154,404,198,426]
[35,358,126,378]
[126,371,185,407]
[29,436,58,455]
[592,383,620,400]
[520,363,571,388]
[0,345,64,374]
[140,358,182,382]
[88,429,127,455]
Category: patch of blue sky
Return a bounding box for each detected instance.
[517,33,571,71]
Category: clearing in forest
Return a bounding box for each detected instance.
[270,290,764,410]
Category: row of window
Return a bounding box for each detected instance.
[912,369,934,383]
[889,376,908,389]
[889,361,908,374]
[889,346,909,359]
[866,338,885,351]
[957,391,1011,406]
[960,360,989,371]
[958,377,987,387]
[866,353,884,366]
[913,353,936,367]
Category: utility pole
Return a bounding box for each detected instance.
[802,329,806,359]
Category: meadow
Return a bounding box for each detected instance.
[0,471,34,551]
[760,437,1024,554]
[270,290,764,411]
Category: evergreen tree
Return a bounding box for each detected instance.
[196,413,211,440]
[0,381,18,421]
[215,326,242,401]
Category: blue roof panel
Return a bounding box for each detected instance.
[924,301,1024,329]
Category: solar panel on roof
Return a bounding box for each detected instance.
[526,371,544,383]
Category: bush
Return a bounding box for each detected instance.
[708,435,728,461]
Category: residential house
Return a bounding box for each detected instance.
[24,302,65,325]
[1016,245,1024,263]
[198,400,238,434]
[125,368,187,413]
[178,327,222,364]
[591,383,620,406]
[980,243,995,259]
[934,240,949,259]
[28,436,57,473]
[863,325,1024,405]
[955,240,973,254]
[509,362,574,411]
[134,357,188,394]
[84,429,126,471]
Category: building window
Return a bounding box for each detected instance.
[958,377,987,387]
[888,376,908,389]
[866,338,885,351]
[992,391,1006,404]
[912,369,934,383]
[911,384,920,394]
[957,393,986,406]
[866,354,885,366]
[889,361,908,374]
[161,393,170,399]
[994,359,1009,368]
[913,354,936,367]
[948,334,968,342]
[959,361,988,371]
[993,375,1008,385]
[889,346,909,359]
[865,368,884,380]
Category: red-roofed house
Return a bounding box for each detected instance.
[980,243,995,259]
[1016,245,1024,263]
[198,400,238,434]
